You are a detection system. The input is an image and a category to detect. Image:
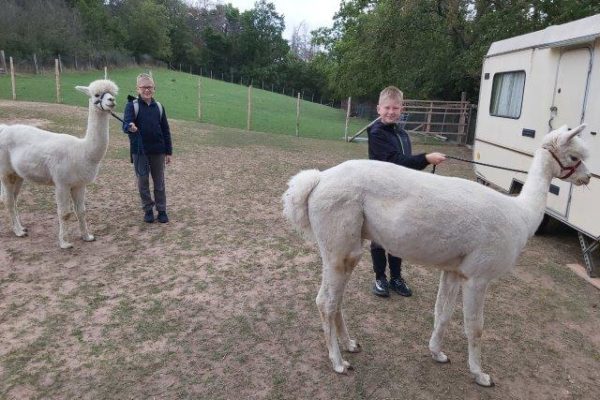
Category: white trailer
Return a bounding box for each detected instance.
[473,14,600,277]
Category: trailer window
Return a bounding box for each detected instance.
[490,71,525,118]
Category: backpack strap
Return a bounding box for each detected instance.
[133,99,139,119]
[133,99,163,119]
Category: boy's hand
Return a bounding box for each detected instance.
[165,155,172,165]
[128,122,138,133]
[426,152,446,165]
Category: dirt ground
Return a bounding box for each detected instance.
[1,100,599,400]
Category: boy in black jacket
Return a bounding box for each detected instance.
[368,86,445,297]
[123,73,173,223]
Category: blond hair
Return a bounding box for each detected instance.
[378,86,403,104]
[136,73,154,86]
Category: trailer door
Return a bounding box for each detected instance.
[547,47,592,216]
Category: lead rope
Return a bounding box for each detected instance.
[432,155,529,174]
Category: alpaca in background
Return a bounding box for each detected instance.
[0,79,118,248]
[282,124,590,386]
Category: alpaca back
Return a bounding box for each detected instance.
[282,169,321,239]
[0,124,87,185]
[309,159,530,272]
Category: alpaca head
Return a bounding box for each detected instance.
[75,79,119,113]
[542,124,591,185]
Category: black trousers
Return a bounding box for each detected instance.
[370,241,402,280]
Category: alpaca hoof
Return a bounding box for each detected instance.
[432,351,450,363]
[60,241,73,249]
[333,360,352,374]
[82,234,95,242]
[14,229,28,237]
[347,340,361,353]
[474,373,494,387]
[333,365,347,374]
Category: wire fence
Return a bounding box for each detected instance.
[0,55,366,141]
[1,51,475,144]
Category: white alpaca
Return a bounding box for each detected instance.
[282,124,590,386]
[0,79,118,248]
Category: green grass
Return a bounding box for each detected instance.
[0,67,370,140]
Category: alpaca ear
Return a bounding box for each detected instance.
[560,124,586,145]
[75,85,90,96]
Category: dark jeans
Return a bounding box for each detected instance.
[133,153,166,212]
[371,241,402,280]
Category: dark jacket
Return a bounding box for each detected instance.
[122,97,173,157]
[367,119,428,170]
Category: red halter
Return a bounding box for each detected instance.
[548,150,581,179]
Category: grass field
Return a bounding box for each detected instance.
[0,100,599,399]
[0,67,369,140]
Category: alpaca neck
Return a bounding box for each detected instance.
[84,106,110,163]
[515,149,555,235]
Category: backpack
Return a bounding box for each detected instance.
[132,99,162,119]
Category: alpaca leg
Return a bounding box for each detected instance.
[1,176,27,237]
[334,248,363,353]
[316,265,354,373]
[55,185,74,249]
[71,186,94,242]
[462,278,493,387]
[429,271,461,363]
[12,177,27,233]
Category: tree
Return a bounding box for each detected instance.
[235,0,289,81]
[120,0,172,60]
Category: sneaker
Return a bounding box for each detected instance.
[144,209,154,223]
[390,277,412,297]
[157,211,169,223]
[372,278,390,297]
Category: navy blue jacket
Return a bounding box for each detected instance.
[122,97,173,157]
[367,119,428,170]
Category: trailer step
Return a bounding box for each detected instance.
[578,233,600,278]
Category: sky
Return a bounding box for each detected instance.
[223,0,341,40]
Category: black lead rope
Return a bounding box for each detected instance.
[433,155,529,174]
[110,111,125,124]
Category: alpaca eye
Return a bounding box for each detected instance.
[570,156,579,162]
[94,94,100,97]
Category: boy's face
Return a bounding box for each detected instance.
[377,98,403,124]
[137,78,155,102]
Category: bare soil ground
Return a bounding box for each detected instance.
[1,100,599,400]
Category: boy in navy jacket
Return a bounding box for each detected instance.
[123,73,173,223]
[368,86,445,297]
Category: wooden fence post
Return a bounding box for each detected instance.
[458,91,467,142]
[33,53,39,74]
[426,101,433,133]
[0,50,6,73]
[55,59,61,103]
[247,85,252,131]
[10,57,16,100]
[296,92,301,137]
[197,78,202,121]
[344,96,352,142]
[104,66,107,79]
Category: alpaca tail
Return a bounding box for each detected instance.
[282,169,321,240]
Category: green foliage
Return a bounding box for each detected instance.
[0,0,88,59]
[314,0,600,101]
[120,0,172,60]
[4,0,600,104]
